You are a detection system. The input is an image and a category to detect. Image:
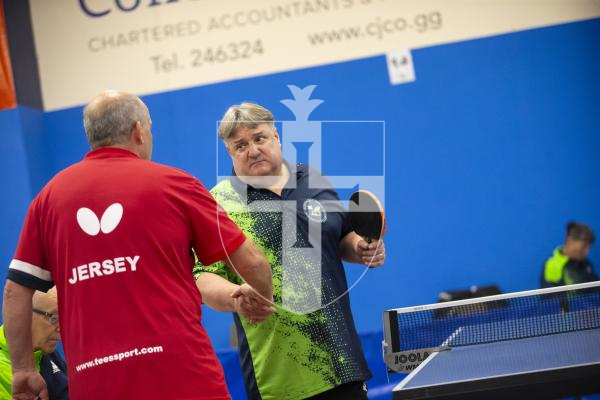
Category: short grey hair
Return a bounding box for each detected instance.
[218,102,274,141]
[83,91,150,149]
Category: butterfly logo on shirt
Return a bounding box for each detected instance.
[76,203,123,236]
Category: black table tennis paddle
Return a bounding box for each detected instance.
[348,190,386,243]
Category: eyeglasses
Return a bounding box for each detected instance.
[32,308,59,325]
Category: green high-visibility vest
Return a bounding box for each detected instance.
[544,248,576,285]
[0,325,43,397]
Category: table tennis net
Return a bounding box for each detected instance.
[389,281,600,352]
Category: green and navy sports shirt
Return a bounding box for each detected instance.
[194,162,371,400]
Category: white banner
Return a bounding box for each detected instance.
[29,0,600,110]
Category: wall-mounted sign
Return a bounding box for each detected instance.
[29,0,600,110]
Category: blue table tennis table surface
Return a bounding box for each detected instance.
[393,328,600,399]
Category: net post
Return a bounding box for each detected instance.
[383,310,400,352]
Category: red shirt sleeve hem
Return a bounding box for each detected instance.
[200,232,246,267]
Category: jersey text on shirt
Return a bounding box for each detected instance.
[68,255,140,284]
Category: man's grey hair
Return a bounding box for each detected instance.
[218,102,275,142]
[83,91,149,149]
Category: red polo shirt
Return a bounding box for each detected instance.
[8,148,245,399]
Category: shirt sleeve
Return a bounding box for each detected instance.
[322,185,353,239]
[307,165,353,239]
[193,257,242,285]
[7,198,54,292]
[184,177,246,266]
[320,186,352,240]
[340,210,353,239]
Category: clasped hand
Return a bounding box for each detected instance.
[231,284,276,324]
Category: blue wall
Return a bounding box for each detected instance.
[0,107,39,293]
[2,19,600,360]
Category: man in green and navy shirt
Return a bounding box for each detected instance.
[541,221,597,288]
[195,102,386,400]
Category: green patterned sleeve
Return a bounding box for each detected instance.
[193,252,242,284]
[192,181,246,284]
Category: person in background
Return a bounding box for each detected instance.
[542,222,597,288]
[0,287,68,399]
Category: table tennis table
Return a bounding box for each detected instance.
[383,281,600,400]
[392,328,600,399]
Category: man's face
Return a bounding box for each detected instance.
[227,123,282,180]
[31,297,60,354]
[568,239,591,261]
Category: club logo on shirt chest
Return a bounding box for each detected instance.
[303,198,327,223]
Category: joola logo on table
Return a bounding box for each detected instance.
[394,351,430,365]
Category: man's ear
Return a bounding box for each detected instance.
[273,127,280,144]
[131,121,144,145]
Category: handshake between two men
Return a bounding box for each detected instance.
[196,233,386,325]
[230,283,276,324]
[196,239,276,324]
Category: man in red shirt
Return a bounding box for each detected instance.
[2,91,274,400]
